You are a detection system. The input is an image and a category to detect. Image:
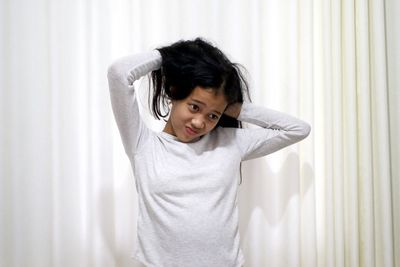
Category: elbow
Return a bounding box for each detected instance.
[289,121,311,142]
[107,61,130,89]
[303,122,311,137]
[107,55,130,83]
[298,122,311,140]
[107,63,119,81]
[107,65,119,92]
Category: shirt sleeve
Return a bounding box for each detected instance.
[107,50,162,157]
[235,102,311,161]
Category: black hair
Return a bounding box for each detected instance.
[150,37,250,128]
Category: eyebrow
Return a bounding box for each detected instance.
[191,99,223,115]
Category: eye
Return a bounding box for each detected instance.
[188,104,199,112]
[208,114,219,121]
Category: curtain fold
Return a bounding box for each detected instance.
[1,0,398,266]
[385,0,400,266]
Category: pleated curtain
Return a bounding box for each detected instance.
[1,0,399,266]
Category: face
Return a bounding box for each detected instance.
[163,86,228,143]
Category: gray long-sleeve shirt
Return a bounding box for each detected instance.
[107,50,311,267]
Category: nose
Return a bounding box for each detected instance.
[191,116,205,130]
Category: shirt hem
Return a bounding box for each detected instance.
[131,253,245,267]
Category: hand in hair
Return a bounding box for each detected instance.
[224,102,242,119]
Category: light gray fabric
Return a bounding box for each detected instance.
[107,50,311,267]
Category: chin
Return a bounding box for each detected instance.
[179,136,197,143]
[178,133,201,143]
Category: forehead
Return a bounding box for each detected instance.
[187,86,228,112]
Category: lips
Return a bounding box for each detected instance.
[185,126,198,136]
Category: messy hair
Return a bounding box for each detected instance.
[150,37,250,128]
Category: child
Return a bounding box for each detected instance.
[107,38,310,267]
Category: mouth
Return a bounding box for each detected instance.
[185,126,198,136]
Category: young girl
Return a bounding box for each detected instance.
[107,38,310,267]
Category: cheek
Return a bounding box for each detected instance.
[176,108,190,123]
[171,106,190,126]
[205,121,218,132]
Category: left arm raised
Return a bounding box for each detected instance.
[231,102,311,161]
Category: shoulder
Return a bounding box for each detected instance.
[210,126,241,145]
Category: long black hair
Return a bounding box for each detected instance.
[150,37,250,128]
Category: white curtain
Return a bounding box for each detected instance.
[1,0,399,266]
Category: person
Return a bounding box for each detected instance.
[107,37,311,267]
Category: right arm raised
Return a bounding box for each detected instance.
[107,50,162,156]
